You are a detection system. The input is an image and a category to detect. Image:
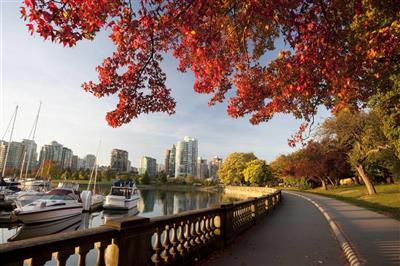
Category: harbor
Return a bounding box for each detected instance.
[0,186,224,244]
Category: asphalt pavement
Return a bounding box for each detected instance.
[198,191,400,266]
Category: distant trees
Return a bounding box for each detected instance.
[218,152,275,186]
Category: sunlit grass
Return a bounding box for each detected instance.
[307,183,400,220]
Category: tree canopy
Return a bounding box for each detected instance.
[218,152,257,185]
[242,159,274,186]
[21,0,399,141]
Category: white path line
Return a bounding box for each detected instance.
[286,191,362,266]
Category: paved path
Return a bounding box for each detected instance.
[293,192,400,266]
[199,192,345,266]
[199,191,400,266]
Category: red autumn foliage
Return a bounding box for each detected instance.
[21,1,399,141]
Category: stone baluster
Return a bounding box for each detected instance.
[176,222,185,256]
[161,225,172,263]
[30,253,52,266]
[152,228,162,264]
[169,223,178,260]
[95,240,110,266]
[55,247,75,266]
[76,244,93,266]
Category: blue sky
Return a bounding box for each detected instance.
[1,2,330,167]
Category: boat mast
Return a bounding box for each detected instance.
[87,140,101,192]
[1,105,18,179]
[19,151,27,180]
[25,102,41,179]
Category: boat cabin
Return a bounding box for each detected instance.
[110,187,137,199]
[41,189,80,201]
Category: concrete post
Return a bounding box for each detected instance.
[219,203,234,247]
[105,216,153,266]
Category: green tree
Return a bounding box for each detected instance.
[141,171,151,185]
[60,170,71,180]
[156,172,167,184]
[218,152,258,185]
[320,110,398,194]
[71,171,79,180]
[242,159,274,186]
[368,74,400,158]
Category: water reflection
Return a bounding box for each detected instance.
[0,189,225,244]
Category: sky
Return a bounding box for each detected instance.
[0,2,331,167]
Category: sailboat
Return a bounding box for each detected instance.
[0,106,21,201]
[12,103,50,207]
[81,142,104,212]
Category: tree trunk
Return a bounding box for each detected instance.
[326,176,335,188]
[321,179,327,190]
[355,164,376,195]
[352,175,360,185]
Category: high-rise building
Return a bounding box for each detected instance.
[110,149,129,172]
[21,139,38,171]
[84,154,96,170]
[209,156,223,180]
[164,149,171,175]
[0,140,24,173]
[127,160,132,172]
[197,157,209,179]
[175,136,198,177]
[77,158,86,170]
[168,145,176,177]
[71,155,79,171]
[61,147,73,169]
[157,164,165,173]
[39,141,63,165]
[139,156,157,177]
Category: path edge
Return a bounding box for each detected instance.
[286,191,362,266]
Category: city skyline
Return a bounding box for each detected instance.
[1,3,331,167]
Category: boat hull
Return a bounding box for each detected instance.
[13,204,83,224]
[103,196,139,210]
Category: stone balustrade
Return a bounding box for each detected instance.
[0,190,281,266]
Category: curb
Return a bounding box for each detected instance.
[286,192,362,266]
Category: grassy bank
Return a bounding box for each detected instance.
[304,183,400,220]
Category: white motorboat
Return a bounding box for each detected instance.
[12,188,83,224]
[103,181,140,210]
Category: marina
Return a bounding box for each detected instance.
[0,187,224,244]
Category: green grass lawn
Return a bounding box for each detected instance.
[305,183,400,220]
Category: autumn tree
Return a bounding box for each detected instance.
[218,152,257,185]
[21,1,400,142]
[242,159,274,186]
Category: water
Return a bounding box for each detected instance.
[0,189,225,244]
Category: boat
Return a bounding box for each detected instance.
[57,182,79,191]
[103,180,140,210]
[11,188,83,224]
[10,103,50,208]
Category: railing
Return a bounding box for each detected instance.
[0,190,281,266]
